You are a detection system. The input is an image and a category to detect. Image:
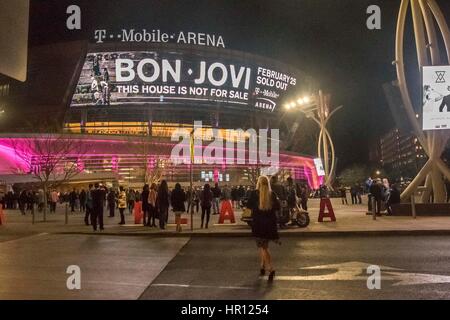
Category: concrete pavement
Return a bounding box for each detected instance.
[2,197,450,238]
[0,233,189,299]
[140,236,450,300]
[3,233,450,299]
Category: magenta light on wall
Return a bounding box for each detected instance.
[0,137,322,189]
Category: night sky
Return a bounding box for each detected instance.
[28,0,450,170]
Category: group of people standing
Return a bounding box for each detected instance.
[79,181,247,232]
[367,178,401,216]
[338,184,364,205]
[137,182,250,231]
[338,178,402,215]
[2,189,68,215]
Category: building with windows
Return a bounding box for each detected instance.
[379,128,427,179]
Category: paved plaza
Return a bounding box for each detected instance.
[2,233,450,299]
[2,196,450,299]
[2,197,450,239]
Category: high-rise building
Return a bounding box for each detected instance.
[379,128,427,179]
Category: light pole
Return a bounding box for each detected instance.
[189,129,194,231]
[285,90,343,189]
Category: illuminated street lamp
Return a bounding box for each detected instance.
[285,90,343,188]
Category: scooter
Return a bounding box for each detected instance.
[277,201,310,228]
[240,197,310,228]
[291,204,310,228]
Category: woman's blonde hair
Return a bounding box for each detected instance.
[256,175,272,211]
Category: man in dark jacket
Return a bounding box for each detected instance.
[285,177,297,225]
[270,175,288,228]
[270,176,287,200]
[238,185,246,201]
[79,189,87,213]
[211,183,221,215]
[85,184,93,226]
[350,184,358,205]
[69,188,77,212]
[19,190,28,214]
[369,179,383,215]
[91,183,106,231]
[386,184,401,215]
[171,183,186,232]
[107,189,116,217]
[141,184,150,226]
[157,180,170,229]
[200,184,214,229]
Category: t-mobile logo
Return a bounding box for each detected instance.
[94,30,107,43]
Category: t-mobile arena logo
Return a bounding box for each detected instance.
[170,121,279,172]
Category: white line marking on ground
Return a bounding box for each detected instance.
[0,232,49,244]
[151,283,254,290]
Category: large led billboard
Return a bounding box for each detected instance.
[70,50,299,112]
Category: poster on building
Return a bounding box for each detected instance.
[422,65,450,130]
[314,158,325,177]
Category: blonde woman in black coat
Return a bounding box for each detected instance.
[247,175,280,281]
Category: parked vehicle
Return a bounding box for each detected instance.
[240,197,310,228]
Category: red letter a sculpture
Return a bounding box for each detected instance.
[218,200,235,224]
[318,198,336,222]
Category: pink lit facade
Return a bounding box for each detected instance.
[0,134,323,189]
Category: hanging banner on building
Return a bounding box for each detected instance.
[422,65,450,130]
[314,158,325,177]
[70,50,299,112]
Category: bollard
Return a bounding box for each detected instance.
[65,203,69,225]
[31,204,35,225]
[0,204,4,226]
[372,197,376,220]
[190,202,194,231]
[411,195,416,219]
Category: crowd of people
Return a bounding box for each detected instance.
[338,184,364,205]
[0,177,310,232]
[78,181,285,232]
[336,177,402,215]
[0,175,311,282]
[1,188,90,215]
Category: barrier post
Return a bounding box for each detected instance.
[32,204,35,225]
[411,194,416,219]
[65,203,69,225]
[372,197,376,220]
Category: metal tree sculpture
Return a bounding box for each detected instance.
[395,0,450,202]
[300,91,342,188]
